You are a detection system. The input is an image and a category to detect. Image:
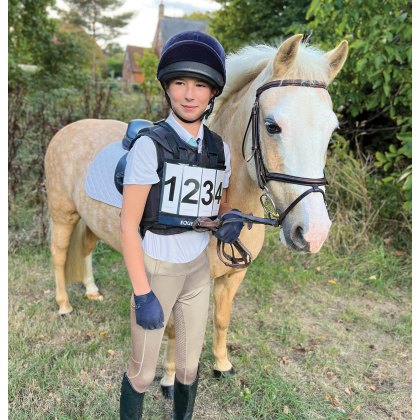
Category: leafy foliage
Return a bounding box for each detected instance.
[326,134,410,250]
[8,0,96,89]
[105,43,124,78]
[57,0,133,46]
[8,0,56,67]
[135,50,164,121]
[209,0,311,52]
[292,0,412,211]
[8,82,152,247]
[48,22,100,85]
[209,0,411,217]
[57,0,133,79]
[183,11,209,21]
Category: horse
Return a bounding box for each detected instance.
[44,34,348,393]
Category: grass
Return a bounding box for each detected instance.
[8,226,411,419]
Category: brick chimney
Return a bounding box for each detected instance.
[159,0,164,19]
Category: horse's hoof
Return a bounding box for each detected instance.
[59,305,73,316]
[161,385,174,400]
[86,292,104,301]
[60,311,72,318]
[213,367,235,379]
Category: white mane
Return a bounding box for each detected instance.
[211,42,330,119]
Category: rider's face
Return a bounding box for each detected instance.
[166,77,216,124]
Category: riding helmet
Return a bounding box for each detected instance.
[157,31,226,95]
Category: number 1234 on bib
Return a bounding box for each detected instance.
[160,162,225,225]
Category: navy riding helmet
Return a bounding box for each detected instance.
[157,31,226,96]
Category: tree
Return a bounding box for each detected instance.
[8,0,93,89]
[58,0,134,79]
[183,11,209,21]
[9,0,56,75]
[291,0,412,211]
[209,0,311,52]
[53,21,102,84]
[104,42,124,79]
[135,50,162,120]
[104,42,124,56]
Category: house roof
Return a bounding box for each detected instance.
[125,45,146,73]
[153,17,209,55]
[123,13,209,81]
[160,17,208,42]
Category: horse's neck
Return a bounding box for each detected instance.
[210,81,265,216]
[230,168,265,217]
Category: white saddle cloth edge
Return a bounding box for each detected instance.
[85,141,126,208]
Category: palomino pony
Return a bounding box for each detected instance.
[45,35,348,391]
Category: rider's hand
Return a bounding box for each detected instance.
[133,290,164,330]
[213,209,244,244]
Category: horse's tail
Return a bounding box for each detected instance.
[64,219,90,284]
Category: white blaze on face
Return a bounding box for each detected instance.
[302,189,332,252]
[263,87,338,253]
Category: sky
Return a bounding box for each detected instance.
[56,0,221,48]
[115,0,221,48]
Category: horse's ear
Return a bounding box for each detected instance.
[325,40,349,81]
[273,34,303,76]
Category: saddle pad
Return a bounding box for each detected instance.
[85,141,126,208]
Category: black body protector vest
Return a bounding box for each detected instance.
[130,121,226,237]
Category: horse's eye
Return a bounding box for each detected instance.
[264,119,282,135]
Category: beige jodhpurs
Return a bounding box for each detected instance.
[126,250,211,393]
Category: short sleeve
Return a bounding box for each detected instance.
[223,142,231,188]
[123,136,160,185]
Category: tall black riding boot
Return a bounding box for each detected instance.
[172,372,199,420]
[120,373,145,420]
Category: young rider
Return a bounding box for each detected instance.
[119,31,244,419]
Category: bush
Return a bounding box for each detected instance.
[8,79,166,249]
[325,135,410,252]
[291,0,412,212]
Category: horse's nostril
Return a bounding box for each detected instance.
[291,225,308,251]
[292,225,303,239]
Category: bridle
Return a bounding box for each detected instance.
[193,79,332,269]
[241,79,329,225]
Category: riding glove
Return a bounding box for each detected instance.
[214,209,244,244]
[133,290,164,330]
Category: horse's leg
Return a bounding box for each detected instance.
[160,313,176,399]
[50,218,79,315]
[82,253,101,299]
[81,227,103,301]
[212,269,248,376]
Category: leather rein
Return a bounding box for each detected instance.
[193,210,278,269]
[193,79,330,269]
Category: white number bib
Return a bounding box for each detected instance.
[159,161,225,228]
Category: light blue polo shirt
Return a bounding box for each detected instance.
[124,112,231,263]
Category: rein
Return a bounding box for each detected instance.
[241,79,329,224]
[192,210,278,269]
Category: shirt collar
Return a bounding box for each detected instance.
[166,112,204,143]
